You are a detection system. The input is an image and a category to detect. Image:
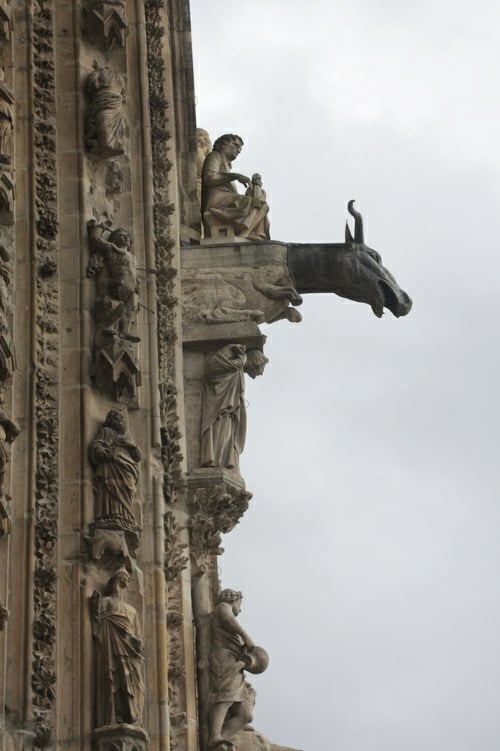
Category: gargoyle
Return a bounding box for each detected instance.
[288,200,412,319]
[181,201,411,325]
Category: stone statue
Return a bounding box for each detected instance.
[0,67,13,163]
[90,568,145,728]
[89,409,142,533]
[87,219,140,343]
[201,134,270,241]
[85,63,127,157]
[208,589,268,751]
[201,346,268,471]
[196,128,212,205]
[0,410,19,537]
[245,174,270,240]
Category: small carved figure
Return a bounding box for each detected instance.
[0,67,13,164]
[85,63,127,157]
[208,589,268,751]
[90,568,145,728]
[89,409,141,532]
[201,134,270,241]
[87,219,140,343]
[245,173,270,240]
[201,346,268,471]
[105,160,124,194]
[196,128,212,205]
[0,410,19,537]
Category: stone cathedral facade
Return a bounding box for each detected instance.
[0,3,411,751]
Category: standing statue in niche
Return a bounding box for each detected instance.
[0,410,18,537]
[85,63,127,157]
[208,589,268,751]
[201,345,268,471]
[0,67,13,164]
[90,568,145,728]
[89,409,142,533]
[201,134,270,241]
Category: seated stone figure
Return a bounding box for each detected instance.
[201,134,270,242]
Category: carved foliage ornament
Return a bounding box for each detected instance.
[189,484,252,570]
[31,2,60,747]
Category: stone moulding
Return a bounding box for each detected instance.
[31,1,60,747]
[144,5,185,751]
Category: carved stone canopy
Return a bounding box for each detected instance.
[82,1,128,51]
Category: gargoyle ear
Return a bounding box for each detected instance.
[345,222,354,245]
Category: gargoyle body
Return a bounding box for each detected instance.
[182,202,412,325]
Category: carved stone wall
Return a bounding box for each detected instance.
[0,2,323,751]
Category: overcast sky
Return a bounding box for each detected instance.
[190,2,500,749]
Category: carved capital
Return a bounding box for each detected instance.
[188,473,252,570]
[92,725,149,751]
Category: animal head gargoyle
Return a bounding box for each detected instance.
[288,200,412,318]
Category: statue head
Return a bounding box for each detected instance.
[244,350,268,379]
[104,408,127,434]
[251,173,262,185]
[212,134,244,162]
[109,227,131,249]
[106,567,131,594]
[217,588,243,614]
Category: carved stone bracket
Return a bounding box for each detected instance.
[188,472,252,571]
[92,724,149,751]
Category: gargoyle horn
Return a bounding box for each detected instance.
[345,221,354,245]
[348,199,364,244]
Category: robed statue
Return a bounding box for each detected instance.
[90,568,145,728]
[89,409,142,532]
